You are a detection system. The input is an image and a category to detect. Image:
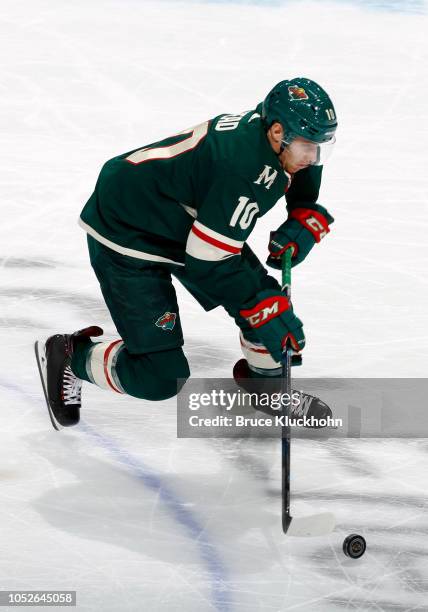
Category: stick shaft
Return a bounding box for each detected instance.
[281,247,292,297]
[281,248,293,533]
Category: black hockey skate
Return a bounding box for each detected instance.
[233,358,332,428]
[35,326,103,430]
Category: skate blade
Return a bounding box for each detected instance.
[34,340,62,431]
[286,512,335,537]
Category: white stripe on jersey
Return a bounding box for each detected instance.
[186,221,243,261]
[180,203,198,218]
[79,219,185,266]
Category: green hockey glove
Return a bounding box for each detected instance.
[239,290,305,363]
[267,204,334,269]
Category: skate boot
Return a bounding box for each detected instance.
[35,326,103,430]
[233,358,332,428]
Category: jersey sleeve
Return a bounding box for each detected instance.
[185,169,265,313]
[285,165,323,211]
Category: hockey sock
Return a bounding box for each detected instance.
[70,338,95,383]
[240,331,281,377]
[73,340,125,393]
[72,340,189,400]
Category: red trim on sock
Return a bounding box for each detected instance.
[103,340,123,394]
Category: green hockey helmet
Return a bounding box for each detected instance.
[262,78,337,163]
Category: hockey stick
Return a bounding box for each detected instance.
[281,248,335,536]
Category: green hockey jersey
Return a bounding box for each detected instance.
[79,104,322,312]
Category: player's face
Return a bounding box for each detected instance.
[280,137,318,174]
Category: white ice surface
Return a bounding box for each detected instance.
[1,1,428,610]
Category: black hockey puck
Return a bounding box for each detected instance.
[342,534,366,558]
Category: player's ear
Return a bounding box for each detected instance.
[269,121,284,144]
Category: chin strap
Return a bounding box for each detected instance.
[279,140,288,155]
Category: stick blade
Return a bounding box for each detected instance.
[286,512,335,537]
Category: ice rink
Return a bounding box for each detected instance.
[1,0,428,609]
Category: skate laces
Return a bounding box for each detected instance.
[290,391,313,418]
[62,365,82,405]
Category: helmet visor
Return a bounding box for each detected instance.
[283,135,336,167]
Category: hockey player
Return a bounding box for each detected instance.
[35,78,337,429]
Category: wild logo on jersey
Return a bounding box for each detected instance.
[288,85,309,101]
[155,312,177,331]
